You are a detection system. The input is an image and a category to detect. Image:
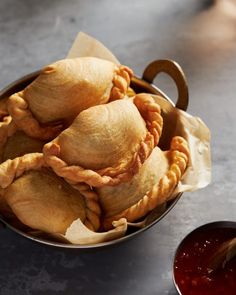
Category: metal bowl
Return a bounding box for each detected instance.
[0,59,189,249]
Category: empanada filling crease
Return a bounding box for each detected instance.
[6,57,133,140]
[43,94,163,187]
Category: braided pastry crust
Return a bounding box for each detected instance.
[71,183,102,232]
[103,136,189,229]
[0,153,47,189]
[2,169,87,235]
[0,154,101,233]
[7,58,133,140]
[43,94,163,187]
[110,66,133,100]
[7,92,62,140]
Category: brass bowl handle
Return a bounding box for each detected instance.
[142,59,189,111]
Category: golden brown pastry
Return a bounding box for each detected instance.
[7,57,133,140]
[99,136,189,229]
[125,87,136,98]
[0,98,8,120]
[0,150,39,230]
[0,116,17,162]
[43,94,163,187]
[0,114,45,164]
[0,189,28,231]
[0,155,101,232]
[0,153,47,189]
[3,170,86,234]
[97,147,168,218]
[1,130,45,163]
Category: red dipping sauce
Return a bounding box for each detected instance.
[174,222,236,295]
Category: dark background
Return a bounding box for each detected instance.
[0,0,236,294]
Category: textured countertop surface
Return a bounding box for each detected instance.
[0,0,236,294]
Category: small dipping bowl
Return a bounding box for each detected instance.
[173,221,236,295]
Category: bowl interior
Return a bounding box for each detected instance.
[0,72,181,249]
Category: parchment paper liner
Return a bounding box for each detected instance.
[4,32,211,245]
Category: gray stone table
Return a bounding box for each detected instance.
[0,0,235,294]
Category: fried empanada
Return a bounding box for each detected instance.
[0,115,45,163]
[99,136,189,229]
[7,57,133,140]
[2,169,86,234]
[0,98,8,120]
[0,116,17,162]
[0,153,47,189]
[0,155,101,232]
[1,130,45,163]
[43,94,163,187]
